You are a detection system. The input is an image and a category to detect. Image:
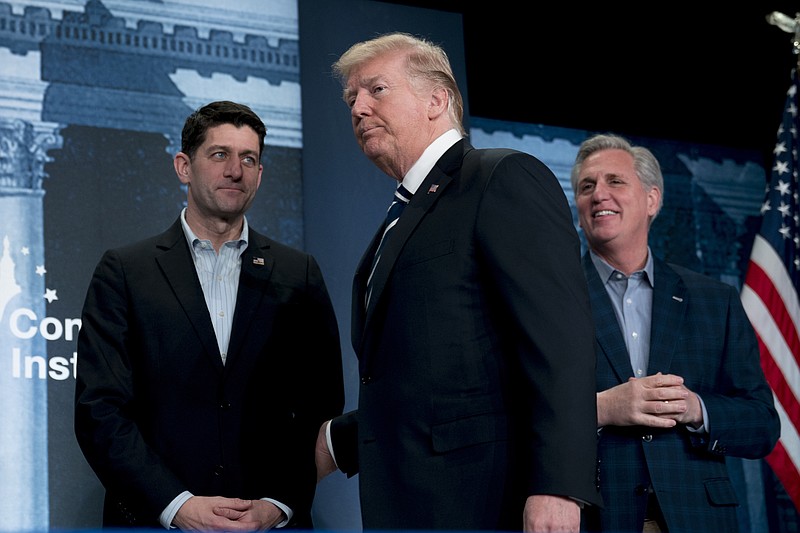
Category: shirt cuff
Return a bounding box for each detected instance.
[325,419,339,468]
[262,498,292,528]
[161,490,192,529]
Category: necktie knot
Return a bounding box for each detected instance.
[394,184,413,205]
[384,184,411,227]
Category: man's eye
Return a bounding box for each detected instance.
[242,157,256,167]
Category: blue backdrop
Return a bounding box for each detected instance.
[0,0,794,531]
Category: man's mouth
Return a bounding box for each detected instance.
[593,210,618,218]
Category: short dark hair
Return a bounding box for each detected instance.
[180,100,267,160]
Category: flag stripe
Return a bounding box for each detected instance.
[767,440,800,512]
[742,67,800,513]
[743,281,800,452]
[751,320,800,434]
[745,235,800,355]
[742,261,800,386]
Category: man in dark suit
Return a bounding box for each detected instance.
[75,100,344,531]
[571,133,780,532]
[314,32,601,531]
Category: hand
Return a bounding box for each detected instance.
[523,494,579,532]
[173,496,282,531]
[213,498,284,531]
[315,420,337,482]
[597,372,701,428]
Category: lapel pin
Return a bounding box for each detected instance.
[427,184,439,194]
[672,295,683,302]
[253,257,265,266]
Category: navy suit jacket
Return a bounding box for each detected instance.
[330,139,601,530]
[75,218,344,528]
[581,252,780,533]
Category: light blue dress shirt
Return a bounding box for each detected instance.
[590,249,653,377]
[590,248,708,433]
[159,209,291,529]
[181,208,248,364]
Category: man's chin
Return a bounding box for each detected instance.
[361,145,387,164]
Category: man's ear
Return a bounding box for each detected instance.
[647,186,662,218]
[174,152,191,184]
[428,86,448,119]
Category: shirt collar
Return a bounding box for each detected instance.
[589,247,654,286]
[401,128,462,195]
[180,207,249,250]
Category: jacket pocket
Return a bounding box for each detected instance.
[431,412,508,453]
[704,477,739,507]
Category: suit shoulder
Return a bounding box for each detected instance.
[469,146,543,164]
[665,261,738,295]
[249,229,309,259]
[95,218,180,253]
[466,146,555,179]
[100,227,178,260]
[249,230,323,275]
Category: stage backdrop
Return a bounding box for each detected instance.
[0,0,791,531]
[0,0,462,530]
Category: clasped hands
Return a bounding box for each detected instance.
[597,372,703,429]
[173,495,284,532]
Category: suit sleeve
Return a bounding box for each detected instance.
[74,249,187,519]
[475,151,601,506]
[269,252,345,522]
[329,410,359,477]
[687,282,780,458]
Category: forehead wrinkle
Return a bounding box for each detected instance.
[347,72,381,94]
[347,77,379,106]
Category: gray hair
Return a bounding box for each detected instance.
[332,32,465,136]
[570,133,664,219]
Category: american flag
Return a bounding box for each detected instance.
[741,67,800,511]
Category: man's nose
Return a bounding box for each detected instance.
[351,93,370,117]
[591,181,609,199]
[225,159,243,179]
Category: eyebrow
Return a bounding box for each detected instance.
[206,144,259,157]
[345,73,385,96]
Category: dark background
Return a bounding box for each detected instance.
[384,2,800,164]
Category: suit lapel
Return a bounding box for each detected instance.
[155,220,222,371]
[352,229,381,353]
[647,258,686,374]
[361,141,463,325]
[226,233,275,368]
[582,253,634,383]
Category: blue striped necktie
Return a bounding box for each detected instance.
[365,184,412,308]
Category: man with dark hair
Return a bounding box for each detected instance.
[76,100,344,531]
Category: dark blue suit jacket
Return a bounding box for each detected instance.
[331,139,601,530]
[581,252,780,533]
[75,218,344,528]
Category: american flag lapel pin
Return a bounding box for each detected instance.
[253,257,265,266]
[427,184,439,194]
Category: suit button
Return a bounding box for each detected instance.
[219,402,231,410]
[642,434,653,442]
[214,465,224,476]
[361,376,372,384]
